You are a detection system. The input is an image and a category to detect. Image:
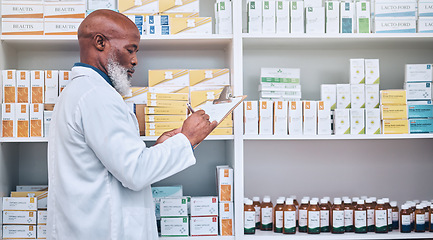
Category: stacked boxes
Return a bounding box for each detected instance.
[160,197,190,237]
[216,166,234,236]
[380,90,409,134]
[374,0,417,33]
[44,1,85,35]
[2,197,38,239]
[259,68,302,101]
[418,0,433,32]
[190,197,218,236]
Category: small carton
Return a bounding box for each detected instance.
[210,127,233,135]
[405,64,432,82]
[321,84,337,110]
[147,92,188,101]
[190,86,225,109]
[11,191,48,209]
[326,1,340,34]
[381,105,408,120]
[418,0,433,17]
[215,1,233,34]
[16,70,31,103]
[374,0,417,18]
[350,109,365,134]
[356,1,370,33]
[303,100,317,135]
[351,84,365,109]
[262,0,276,34]
[290,1,304,33]
[145,115,186,123]
[147,100,187,108]
[30,70,45,104]
[1,1,44,18]
[288,101,302,135]
[30,104,44,137]
[1,18,44,35]
[37,210,48,225]
[190,196,218,217]
[3,197,37,211]
[123,87,149,105]
[190,216,218,236]
[247,0,263,34]
[365,108,381,134]
[43,111,53,137]
[159,0,199,13]
[118,0,159,14]
[317,101,331,135]
[380,90,407,105]
[259,100,273,135]
[160,216,189,237]
[276,0,289,33]
[365,84,380,109]
[273,101,288,135]
[16,185,48,192]
[59,71,71,94]
[170,17,212,35]
[340,1,354,33]
[261,68,301,84]
[2,70,17,103]
[418,17,433,33]
[219,202,234,236]
[365,59,380,84]
[189,69,230,86]
[44,18,83,35]
[44,70,59,104]
[382,119,409,134]
[216,166,233,202]
[350,59,365,84]
[148,69,189,87]
[152,185,183,220]
[306,7,325,34]
[2,211,37,225]
[145,107,187,115]
[87,0,117,10]
[409,118,433,133]
[408,104,433,118]
[160,197,189,217]
[244,101,259,135]
[337,84,351,109]
[2,103,16,138]
[44,2,86,18]
[37,224,47,239]
[16,103,30,138]
[404,82,432,100]
[374,17,416,33]
[334,109,350,135]
[145,121,183,130]
[2,225,36,239]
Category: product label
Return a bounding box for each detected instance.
[308,211,320,229]
[254,206,260,225]
[416,214,425,224]
[333,210,345,231]
[320,210,330,227]
[299,209,308,227]
[344,209,354,227]
[388,209,392,225]
[275,211,283,231]
[367,209,375,226]
[375,210,387,229]
[355,210,367,231]
[393,212,399,221]
[261,208,273,227]
[284,211,296,231]
[244,211,256,230]
[402,215,411,225]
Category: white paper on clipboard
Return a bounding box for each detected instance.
[196,96,246,124]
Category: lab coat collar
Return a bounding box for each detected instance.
[73,62,113,86]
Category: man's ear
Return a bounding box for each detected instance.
[94,34,107,51]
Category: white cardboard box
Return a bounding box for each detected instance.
[248,0,262,33]
[405,82,432,100]
[350,58,365,84]
[290,1,304,33]
[334,109,350,135]
[365,59,380,84]
[2,70,17,103]
[303,100,317,135]
[365,84,380,109]
[273,101,288,135]
[418,0,433,17]
[418,17,433,33]
[43,111,53,138]
[365,108,381,134]
[1,1,44,18]
[2,225,36,239]
[159,197,189,217]
[244,101,259,135]
[219,202,234,236]
[216,1,233,34]
[337,84,351,109]
[190,216,218,236]
[340,1,354,33]
[321,84,337,110]
[190,196,218,217]
[16,70,30,103]
[44,18,83,35]
[326,1,340,33]
[259,100,273,135]
[374,17,416,33]
[2,103,16,138]
[44,70,59,104]
[44,2,86,18]
[30,70,45,104]
[262,0,276,34]
[288,101,302,135]
[2,211,37,225]
[405,64,433,82]
[306,7,325,34]
[37,210,48,225]
[30,104,44,137]
[3,197,37,211]
[276,0,289,33]
[1,18,44,35]
[350,109,365,134]
[317,101,332,135]
[16,103,30,138]
[37,224,47,239]
[351,84,365,109]
[374,0,417,18]
[356,1,370,33]
[160,217,189,237]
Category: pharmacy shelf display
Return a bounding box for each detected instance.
[250,231,433,239]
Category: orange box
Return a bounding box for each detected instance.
[30,104,44,137]
[16,103,29,138]
[216,166,233,202]
[2,70,17,103]
[17,70,30,103]
[2,103,16,138]
[31,70,45,104]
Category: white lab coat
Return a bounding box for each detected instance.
[47,66,196,240]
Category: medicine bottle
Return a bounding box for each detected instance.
[423,202,430,228]
[390,201,399,230]
[365,198,375,232]
[260,196,273,231]
[400,204,411,233]
[298,198,309,232]
[319,198,330,232]
[354,199,367,233]
[307,199,320,234]
[375,199,388,233]
[371,197,377,208]
[273,198,284,233]
[252,197,261,229]
[283,198,296,234]
[352,197,359,208]
[343,198,354,232]
[383,198,392,231]
[244,199,256,234]
[415,204,425,232]
[331,198,345,234]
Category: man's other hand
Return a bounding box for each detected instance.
[181,110,218,146]
[155,128,181,145]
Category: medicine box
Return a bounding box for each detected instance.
[87,0,117,10]
[288,101,302,135]
[59,70,71,94]
[160,197,189,217]
[374,0,417,18]
[190,196,218,217]
[147,92,188,101]
[2,225,36,239]
[405,82,432,100]
[189,69,230,86]
[37,224,47,239]
[365,84,380,109]
[30,104,44,137]
[340,1,354,33]
[17,70,30,103]
[145,122,183,130]
[1,1,44,18]
[321,84,337,110]
[43,111,53,138]
[261,68,301,84]
[365,59,380,84]
[44,70,59,104]
[2,211,37,225]
[3,197,37,211]
[334,109,350,135]
[16,103,30,138]
[37,210,48,225]
[409,118,433,133]
[380,90,407,105]
[418,17,433,33]
[170,17,212,35]
[148,69,189,87]
[159,0,199,13]
[219,202,234,236]
[248,0,263,34]
[356,1,370,33]
[215,1,233,35]
[418,0,433,17]
[351,84,365,109]
[44,2,85,18]
[190,216,218,236]
[365,108,381,134]
[350,109,365,134]
[44,18,83,35]
[303,101,317,135]
[325,1,340,34]
[306,7,325,34]
[152,185,183,220]
[145,107,187,115]
[405,64,433,82]
[274,101,288,135]
[160,216,189,237]
[262,0,276,34]
[317,101,331,135]
[210,127,233,135]
[118,0,159,14]
[244,101,259,135]
[381,105,408,119]
[382,119,409,134]
[350,59,365,84]
[147,100,187,109]
[216,166,233,202]
[16,185,48,192]
[276,0,289,33]
[190,86,224,109]
[2,103,16,138]
[290,1,304,33]
[11,191,48,209]
[1,18,44,36]
[259,100,273,135]
[337,84,351,109]
[145,115,186,123]
[408,104,433,118]
[374,17,416,33]
[31,70,45,104]
[2,70,17,103]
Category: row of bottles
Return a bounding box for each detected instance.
[244,196,433,235]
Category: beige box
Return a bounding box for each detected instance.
[147,99,188,108]
[37,224,47,239]
[2,70,17,103]
[3,197,38,211]
[16,103,30,138]
[118,0,159,14]
[1,18,44,35]
[381,105,408,120]
[145,121,183,130]
[2,225,36,239]
[189,69,230,86]
[303,100,317,135]
[288,101,302,135]
[380,90,407,105]
[334,109,350,135]
[30,104,44,137]
[44,70,59,104]
[160,197,189,217]
[382,119,409,134]
[43,111,53,137]
[160,216,189,237]
[37,210,48,225]
[148,69,189,87]
[1,1,44,18]
[321,84,337,110]
[216,166,233,202]
[365,84,380,109]
[16,70,31,103]
[145,115,186,123]
[2,103,16,138]
[159,0,199,13]
[190,216,218,236]
[123,87,149,104]
[148,86,190,94]
[145,129,172,136]
[365,108,381,134]
[190,86,225,109]
[2,211,37,225]
[350,109,365,134]
[44,18,83,35]
[210,127,233,135]
[147,92,188,101]
[30,70,45,104]
[244,101,258,135]
[44,2,86,18]
[274,101,288,135]
[190,196,218,217]
[350,58,365,84]
[219,202,234,236]
[317,101,331,135]
[170,17,212,35]
[337,84,351,109]
[59,71,71,94]
[365,59,380,84]
[351,84,365,109]
[145,107,187,115]
[259,100,273,135]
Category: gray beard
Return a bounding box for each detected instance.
[107,57,132,96]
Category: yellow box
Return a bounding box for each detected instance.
[2,103,16,138]
[2,70,17,103]
[189,69,230,86]
[382,119,409,134]
[17,70,30,103]
[380,90,407,105]
[381,105,408,120]
[44,18,83,35]
[123,87,149,104]
[44,2,86,18]
[59,71,71,94]
[148,69,189,87]
[159,0,199,13]
[190,86,225,109]
[1,18,44,35]
[145,107,187,115]
[148,86,190,94]
[145,121,183,130]
[145,128,171,136]
[31,70,45,104]
[210,127,232,135]
[218,118,233,128]
[1,2,44,18]
[147,99,188,108]
[170,17,212,35]
[147,92,189,101]
[30,104,44,137]
[145,115,187,122]
[11,191,48,209]
[16,103,29,138]
[118,0,159,14]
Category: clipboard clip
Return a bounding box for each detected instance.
[213,86,232,104]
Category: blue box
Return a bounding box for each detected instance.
[409,118,433,133]
[408,104,433,118]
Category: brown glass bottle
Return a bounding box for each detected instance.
[365,198,375,232]
[429,204,433,232]
[298,198,309,232]
[415,205,426,232]
[390,201,399,230]
[343,199,354,232]
[383,198,392,232]
[320,198,330,232]
[331,198,345,234]
[260,196,273,231]
[283,198,297,234]
[307,199,320,234]
[273,198,284,233]
[252,197,261,229]
[400,205,411,233]
[244,199,256,234]
[354,200,367,233]
[375,199,388,233]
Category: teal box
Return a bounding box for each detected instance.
[409,118,433,133]
[408,105,433,118]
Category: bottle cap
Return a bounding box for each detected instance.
[334,198,342,205]
[342,196,349,200]
[310,199,318,205]
[371,197,377,202]
[320,199,328,204]
[377,199,385,205]
[286,198,294,205]
[263,197,271,203]
[416,204,423,210]
[414,200,420,204]
[302,196,310,201]
[301,198,309,204]
[245,199,253,205]
[402,205,409,210]
[323,196,330,201]
[253,197,260,202]
[361,196,368,200]
[357,199,365,205]
[277,198,284,204]
[345,199,352,204]
[366,198,373,204]
[244,198,250,204]
[353,197,360,202]
[390,201,397,207]
[383,198,390,203]
[277,197,285,201]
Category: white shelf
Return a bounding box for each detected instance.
[243,134,433,140]
[248,231,433,239]
[160,236,234,240]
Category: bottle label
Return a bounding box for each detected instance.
[375,210,387,229]
[344,209,354,227]
[416,214,425,225]
[333,210,345,229]
[355,210,367,229]
[367,209,375,226]
[388,209,392,225]
[320,210,330,227]
[308,211,320,229]
[393,211,399,221]
[254,206,261,224]
[402,215,411,225]
[284,211,296,230]
[261,207,273,229]
[275,210,283,229]
[244,211,256,230]
[299,209,308,227]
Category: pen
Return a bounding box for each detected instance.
[186,103,195,114]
